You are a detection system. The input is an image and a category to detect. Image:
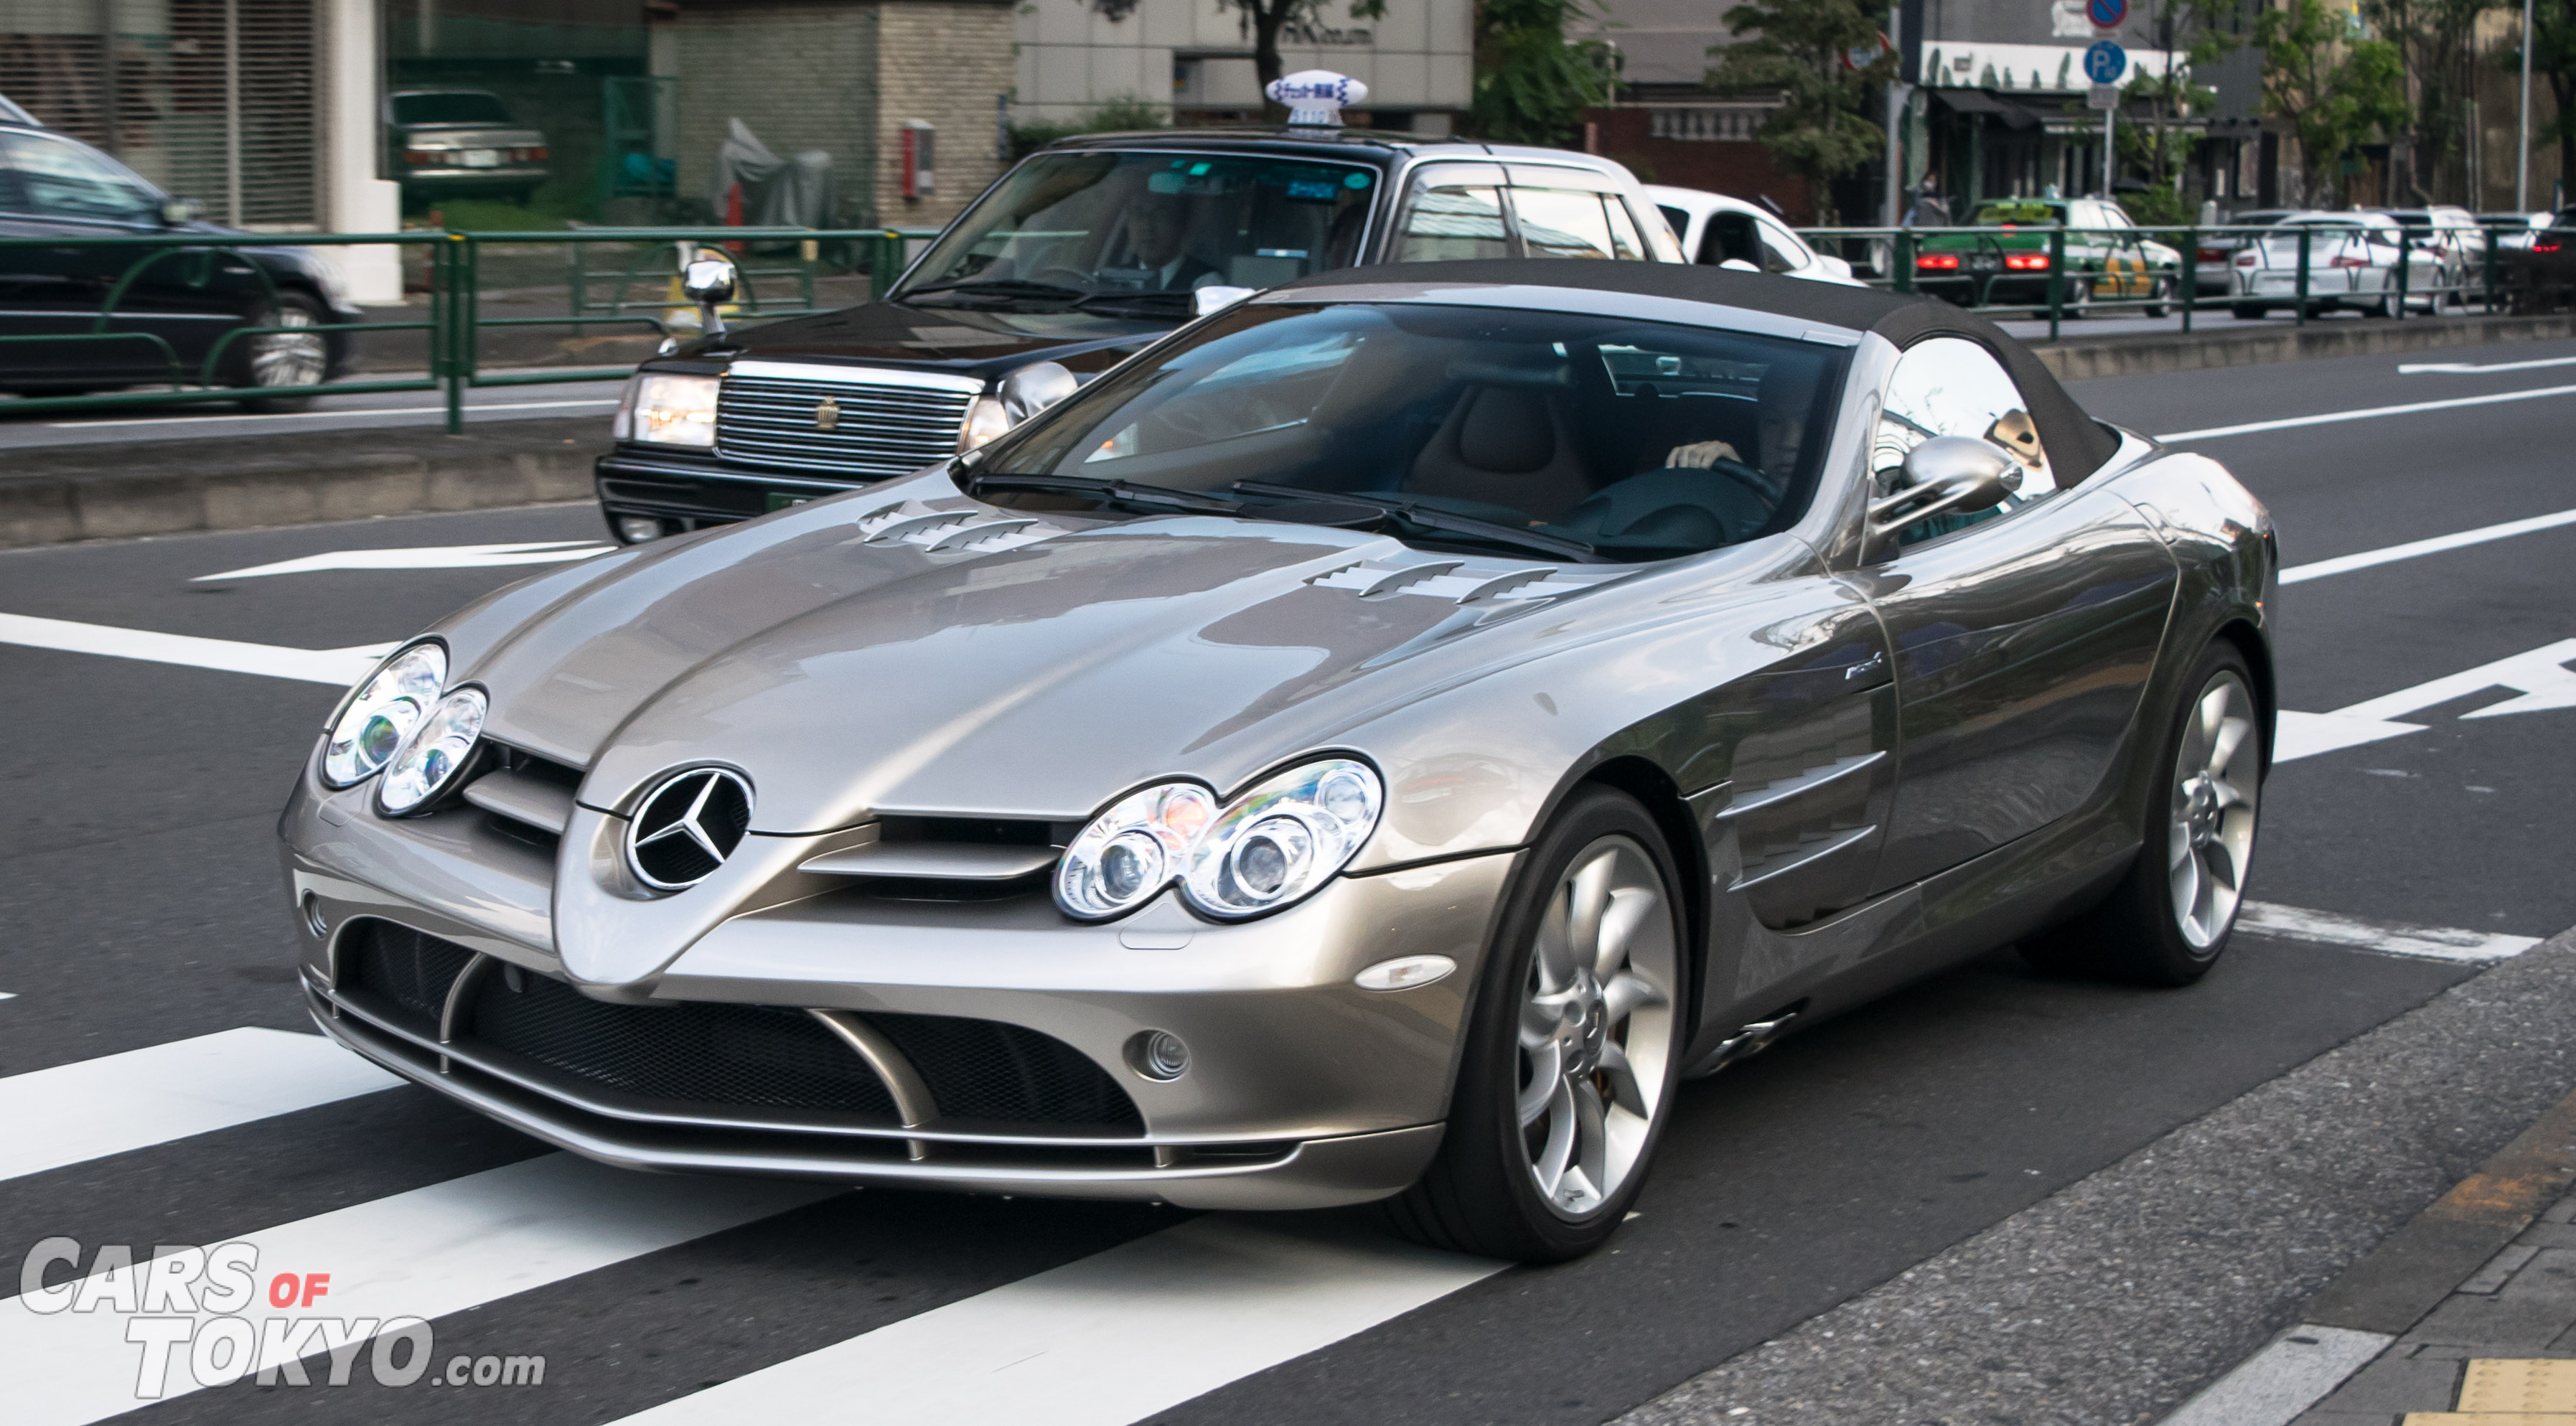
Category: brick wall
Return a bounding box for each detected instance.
[1585,107,1815,225]
[871,0,1015,229]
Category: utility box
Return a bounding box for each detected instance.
[901,121,936,199]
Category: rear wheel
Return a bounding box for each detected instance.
[230,292,329,412]
[2023,642,2263,985]
[2230,302,2270,319]
[1384,786,1687,1262]
[2142,276,2174,319]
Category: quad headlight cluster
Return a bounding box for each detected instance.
[1056,759,1382,922]
[319,639,487,815]
[612,372,718,448]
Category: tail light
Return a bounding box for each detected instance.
[2234,253,2259,267]
[2003,253,2049,271]
[514,146,548,163]
[2197,247,2229,262]
[2538,239,2564,253]
[2329,255,2369,268]
[402,147,438,166]
[1915,253,1962,271]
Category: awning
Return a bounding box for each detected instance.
[1931,89,2046,131]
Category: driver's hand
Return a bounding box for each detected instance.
[1666,439,1745,469]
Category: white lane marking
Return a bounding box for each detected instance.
[2399,353,2576,373]
[613,1216,1505,1426]
[2237,904,2544,963]
[195,540,613,581]
[0,991,16,1000]
[50,398,617,429]
[0,1028,400,1183]
[0,612,391,686]
[2280,507,2576,583]
[2155,381,2576,441]
[2155,1324,2392,1426]
[1,1153,833,1426]
[2274,638,2576,762]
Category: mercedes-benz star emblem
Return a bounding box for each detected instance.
[625,767,754,891]
[814,396,840,431]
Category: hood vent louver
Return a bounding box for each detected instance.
[1307,555,1624,606]
[856,499,1064,555]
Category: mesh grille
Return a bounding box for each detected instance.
[871,1013,1143,1128]
[340,921,474,1028]
[716,374,971,479]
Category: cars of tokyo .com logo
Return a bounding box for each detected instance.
[19,1237,545,1397]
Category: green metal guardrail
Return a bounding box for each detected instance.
[1797,220,2516,341]
[0,225,940,433]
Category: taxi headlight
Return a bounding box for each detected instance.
[321,640,446,787]
[1052,758,1382,923]
[376,688,487,816]
[959,394,1013,451]
[618,372,718,447]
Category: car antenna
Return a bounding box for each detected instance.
[1756,194,1789,219]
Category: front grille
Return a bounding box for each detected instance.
[341,921,475,1026]
[336,923,1146,1132]
[716,373,973,479]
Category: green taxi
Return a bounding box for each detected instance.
[1911,197,2181,316]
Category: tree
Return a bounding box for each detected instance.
[1090,0,1385,117]
[2116,0,2227,224]
[1470,0,1619,145]
[1707,0,1893,224]
[2362,0,2498,204]
[2252,0,2410,205]
[2515,0,2576,202]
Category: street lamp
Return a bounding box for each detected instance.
[2518,0,2533,210]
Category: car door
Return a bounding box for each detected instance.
[1844,336,2178,894]
[0,129,203,384]
[1383,162,1513,263]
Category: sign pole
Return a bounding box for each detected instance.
[2518,0,2534,210]
[2104,98,2115,197]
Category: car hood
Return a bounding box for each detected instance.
[451,481,1632,834]
[682,299,1168,377]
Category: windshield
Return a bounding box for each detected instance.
[1972,201,2062,225]
[393,92,515,126]
[894,151,1379,311]
[970,301,1848,563]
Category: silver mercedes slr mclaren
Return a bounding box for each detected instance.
[281,262,2276,1262]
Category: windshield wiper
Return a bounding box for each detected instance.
[899,278,1088,306]
[1230,482,1605,563]
[1073,290,1197,316]
[967,471,1245,515]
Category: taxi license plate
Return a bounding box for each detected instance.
[1967,253,2002,272]
[461,149,501,168]
[765,492,812,513]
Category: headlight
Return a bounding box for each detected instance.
[959,394,1012,451]
[321,641,446,787]
[617,372,718,447]
[376,688,487,816]
[1054,758,1382,922]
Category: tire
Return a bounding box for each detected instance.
[230,291,330,413]
[2230,303,2270,319]
[2023,642,2264,986]
[2066,278,2095,316]
[2143,276,2173,319]
[1383,785,1690,1262]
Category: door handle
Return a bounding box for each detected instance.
[1845,651,1886,681]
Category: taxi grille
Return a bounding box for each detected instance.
[716,373,973,479]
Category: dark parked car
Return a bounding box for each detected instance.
[594,118,1679,542]
[2503,208,2576,314]
[0,116,360,403]
[387,89,549,207]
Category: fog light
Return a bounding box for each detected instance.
[299,892,327,939]
[614,515,668,543]
[1127,1030,1190,1081]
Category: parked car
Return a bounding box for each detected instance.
[1911,197,2181,316]
[596,109,1680,543]
[2374,205,2483,305]
[2196,207,2294,296]
[286,259,2275,1262]
[2228,211,2444,319]
[2482,210,2559,251]
[386,89,549,207]
[1644,184,1863,285]
[0,114,360,403]
[2501,207,2576,314]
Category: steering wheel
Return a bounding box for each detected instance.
[1700,456,1784,508]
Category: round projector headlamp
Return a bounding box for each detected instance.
[1053,758,1382,923]
[375,687,487,816]
[321,641,446,787]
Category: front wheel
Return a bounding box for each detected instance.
[230,292,330,412]
[2142,276,2173,319]
[1383,786,1687,1262]
[2230,302,2270,319]
[2023,642,2264,985]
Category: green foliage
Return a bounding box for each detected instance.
[2514,0,2576,192]
[2254,0,2411,205]
[1009,92,1168,161]
[2117,186,2199,226]
[1469,0,1618,146]
[1707,0,1892,224]
[2361,0,2496,202]
[2112,0,2224,204]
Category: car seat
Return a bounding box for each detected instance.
[1405,386,1596,521]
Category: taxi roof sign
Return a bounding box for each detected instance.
[1268,70,1368,127]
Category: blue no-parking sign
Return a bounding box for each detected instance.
[2084,40,2128,84]
[2088,0,2127,29]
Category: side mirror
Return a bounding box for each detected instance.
[1192,285,1257,317]
[998,361,1079,422]
[1865,436,2021,560]
[681,250,739,337]
[159,197,203,227]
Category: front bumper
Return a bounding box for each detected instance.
[596,450,876,538]
[280,764,1513,1209]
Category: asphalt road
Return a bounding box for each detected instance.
[1,337,2572,1425]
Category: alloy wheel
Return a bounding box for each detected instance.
[1516,835,1677,1219]
[250,306,327,388]
[2168,672,2260,949]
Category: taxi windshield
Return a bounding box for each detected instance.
[893,151,1379,314]
[1972,201,2063,225]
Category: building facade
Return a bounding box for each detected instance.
[1012,0,1471,132]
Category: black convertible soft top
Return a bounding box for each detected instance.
[1280,260,2120,485]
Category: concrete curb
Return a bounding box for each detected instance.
[2033,311,2576,381]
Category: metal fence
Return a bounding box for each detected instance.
[1799,221,2527,342]
[0,225,938,432]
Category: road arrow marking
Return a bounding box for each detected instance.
[195,540,612,581]
[2236,903,2542,962]
[2275,638,2576,762]
[2399,353,2576,374]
